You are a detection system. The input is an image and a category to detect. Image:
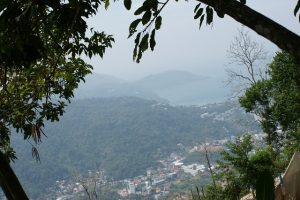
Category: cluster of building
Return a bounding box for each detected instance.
[116,153,211,199]
[42,133,266,200]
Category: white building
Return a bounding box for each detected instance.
[182,164,206,176]
[127,182,135,194]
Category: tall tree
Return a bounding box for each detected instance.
[225,29,279,148]
[200,135,276,200]
[0,0,114,198]
[239,51,300,152]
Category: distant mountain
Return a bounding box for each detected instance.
[75,71,230,105]
[133,70,207,90]
[11,97,259,198]
[133,70,230,105]
[75,73,167,103]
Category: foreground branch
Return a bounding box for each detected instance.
[198,0,300,63]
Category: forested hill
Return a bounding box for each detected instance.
[12,97,259,198]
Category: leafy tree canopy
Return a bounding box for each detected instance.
[0,0,114,159]
[240,52,300,153]
[201,135,276,200]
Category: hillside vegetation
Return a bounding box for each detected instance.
[12,97,259,198]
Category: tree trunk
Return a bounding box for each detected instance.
[198,0,300,64]
[0,151,29,200]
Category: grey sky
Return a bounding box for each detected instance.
[85,0,299,81]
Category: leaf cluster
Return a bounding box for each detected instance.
[126,0,163,62]
[193,3,214,29]
[0,0,114,160]
[128,0,253,63]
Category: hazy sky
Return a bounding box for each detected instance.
[85,0,299,81]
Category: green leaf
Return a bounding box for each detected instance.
[139,33,149,52]
[142,10,152,25]
[142,0,156,10]
[194,3,201,13]
[133,44,138,60]
[135,32,141,44]
[128,19,142,38]
[294,0,300,16]
[194,8,203,19]
[134,6,145,15]
[155,16,162,30]
[206,6,213,25]
[124,0,132,10]
[150,29,156,51]
[137,50,142,63]
[135,33,149,63]
[133,33,141,61]
[240,0,246,4]
[199,14,205,29]
[105,0,109,10]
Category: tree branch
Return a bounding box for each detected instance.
[198,0,300,63]
[0,151,29,200]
